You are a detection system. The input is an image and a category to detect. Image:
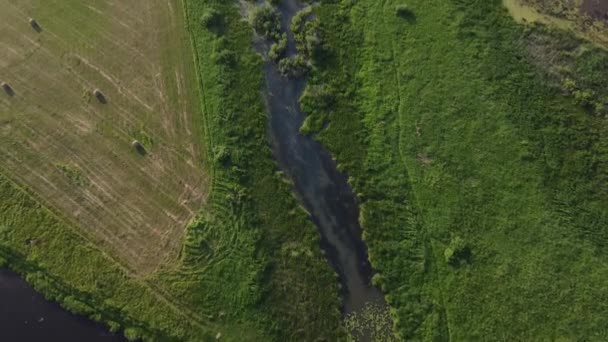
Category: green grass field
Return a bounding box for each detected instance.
[305,0,608,339]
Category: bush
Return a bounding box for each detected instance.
[213,145,231,166]
[124,327,143,341]
[250,5,282,41]
[200,8,221,29]
[213,49,237,66]
[269,34,288,61]
[278,55,309,77]
[395,4,412,18]
[292,7,321,59]
[107,321,121,333]
[300,84,335,113]
[444,236,470,266]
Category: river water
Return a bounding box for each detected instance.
[259,0,386,316]
[0,268,124,341]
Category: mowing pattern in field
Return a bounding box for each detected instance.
[0,0,208,273]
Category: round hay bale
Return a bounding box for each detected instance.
[93,88,106,103]
[28,18,41,32]
[131,140,146,155]
[1,82,14,96]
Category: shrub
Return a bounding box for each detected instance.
[269,34,288,61]
[395,4,412,18]
[300,84,335,113]
[200,8,221,29]
[292,7,321,59]
[124,327,143,341]
[278,55,309,77]
[444,236,470,266]
[213,145,231,166]
[250,5,282,41]
[107,321,121,333]
[213,49,237,66]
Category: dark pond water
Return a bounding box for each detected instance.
[0,268,124,341]
[259,0,387,315]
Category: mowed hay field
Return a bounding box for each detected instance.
[0,0,208,274]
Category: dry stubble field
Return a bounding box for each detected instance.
[0,0,209,274]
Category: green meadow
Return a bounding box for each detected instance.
[304,0,608,339]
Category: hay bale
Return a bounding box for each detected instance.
[131,140,146,155]
[1,82,14,96]
[93,88,106,103]
[29,18,41,32]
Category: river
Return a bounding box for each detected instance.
[0,268,124,341]
[258,0,387,317]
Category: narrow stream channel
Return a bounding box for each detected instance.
[256,0,387,318]
[0,268,124,341]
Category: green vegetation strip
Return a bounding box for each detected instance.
[305,0,608,340]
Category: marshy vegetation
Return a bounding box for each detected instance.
[246,1,321,77]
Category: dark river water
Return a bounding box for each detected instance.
[260,0,386,315]
[0,268,124,341]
